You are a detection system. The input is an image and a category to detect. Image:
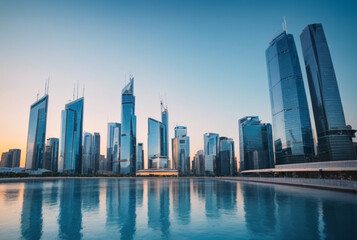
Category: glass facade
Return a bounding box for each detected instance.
[193,150,204,175]
[217,137,235,176]
[203,133,219,175]
[25,95,48,170]
[161,102,169,158]
[120,77,137,174]
[58,98,84,174]
[107,123,121,173]
[136,143,144,170]
[92,133,100,173]
[300,24,356,161]
[82,132,93,174]
[238,116,274,171]
[266,31,315,165]
[0,149,21,168]
[148,118,168,169]
[172,126,190,175]
[43,138,59,172]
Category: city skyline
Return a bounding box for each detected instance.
[1,1,357,168]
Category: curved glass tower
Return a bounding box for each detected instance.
[25,95,48,170]
[300,24,356,161]
[203,133,219,175]
[58,97,84,174]
[266,31,315,164]
[148,118,168,169]
[172,126,190,175]
[217,137,235,176]
[107,122,121,173]
[120,76,136,174]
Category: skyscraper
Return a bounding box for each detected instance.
[239,116,274,171]
[193,150,204,176]
[92,132,100,173]
[300,24,356,161]
[148,118,168,169]
[161,101,169,159]
[58,97,84,174]
[0,149,21,168]
[107,122,121,173]
[172,126,190,175]
[266,31,315,165]
[43,138,59,172]
[25,95,48,170]
[136,143,144,170]
[217,137,235,176]
[82,132,93,174]
[120,76,137,174]
[203,133,219,175]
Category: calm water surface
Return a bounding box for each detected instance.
[0,178,356,240]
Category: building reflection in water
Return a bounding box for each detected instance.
[172,179,191,224]
[21,182,43,240]
[205,180,220,219]
[58,180,82,240]
[4,186,20,202]
[81,179,99,212]
[216,180,237,212]
[148,179,170,239]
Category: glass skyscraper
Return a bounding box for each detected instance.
[0,149,21,168]
[172,126,190,175]
[92,132,100,173]
[107,122,121,173]
[25,95,48,170]
[43,138,59,172]
[300,24,356,161]
[238,116,274,171]
[193,150,204,176]
[161,101,169,158]
[266,31,315,165]
[148,118,168,169]
[120,76,137,174]
[82,132,93,174]
[136,143,144,170]
[217,137,235,176]
[58,97,84,174]
[203,133,219,175]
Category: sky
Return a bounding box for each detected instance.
[0,0,356,168]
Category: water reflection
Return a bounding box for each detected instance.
[1,178,355,239]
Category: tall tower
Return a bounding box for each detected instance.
[266,31,315,164]
[120,76,137,174]
[161,101,169,158]
[25,94,48,170]
[172,126,190,175]
[107,122,121,173]
[300,24,356,161]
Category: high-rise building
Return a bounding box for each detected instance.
[300,24,356,161]
[148,118,168,169]
[266,31,315,165]
[203,133,219,175]
[82,132,93,174]
[217,137,235,176]
[239,116,274,171]
[136,143,144,170]
[59,97,84,174]
[161,101,169,159]
[107,123,121,173]
[43,138,59,172]
[0,149,21,168]
[172,126,190,175]
[25,95,48,170]
[193,150,204,175]
[120,76,136,174]
[92,132,100,173]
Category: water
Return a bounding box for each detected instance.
[0,178,356,240]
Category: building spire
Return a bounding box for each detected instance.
[282,16,287,33]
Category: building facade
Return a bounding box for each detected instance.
[239,116,274,171]
[25,95,48,170]
[92,133,100,173]
[161,101,169,159]
[172,126,190,175]
[217,137,235,176]
[266,31,315,165]
[300,24,356,161]
[120,77,137,174]
[136,143,144,170]
[43,138,59,172]
[203,133,219,175]
[82,132,93,174]
[59,98,84,174]
[0,149,21,168]
[148,118,168,169]
[107,122,121,173]
[193,150,204,175]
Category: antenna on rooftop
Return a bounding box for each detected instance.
[282,16,287,33]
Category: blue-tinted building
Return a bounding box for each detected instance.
[239,116,274,171]
[203,133,219,175]
[136,143,144,170]
[217,137,235,176]
[300,24,356,161]
[43,138,59,172]
[172,126,190,175]
[148,118,168,169]
[107,123,121,173]
[82,132,93,174]
[92,132,100,173]
[266,31,315,165]
[193,150,204,175]
[58,97,84,174]
[161,101,169,158]
[120,76,137,174]
[25,95,48,170]
[0,149,21,168]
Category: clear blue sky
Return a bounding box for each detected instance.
[0,0,356,167]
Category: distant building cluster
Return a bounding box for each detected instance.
[2,23,356,176]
